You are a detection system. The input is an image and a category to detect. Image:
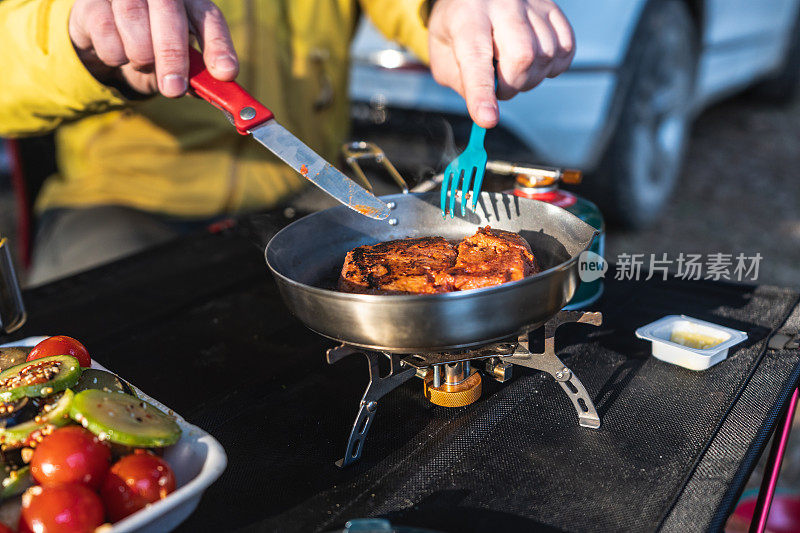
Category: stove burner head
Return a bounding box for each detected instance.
[423,361,482,407]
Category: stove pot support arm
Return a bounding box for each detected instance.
[327,345,416,468]
[502,311,603,429]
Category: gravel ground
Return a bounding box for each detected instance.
[605,94,800,289]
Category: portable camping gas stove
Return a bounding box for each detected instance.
[327,310,602,467]
[263,143,606,467]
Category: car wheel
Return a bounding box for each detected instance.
[747,8,800,104]
[583,0,698,229]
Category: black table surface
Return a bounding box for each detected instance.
[6,215,800,533]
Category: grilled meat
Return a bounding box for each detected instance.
[339,227,540,294]
[339,237,457,294]
[448,226,539,290]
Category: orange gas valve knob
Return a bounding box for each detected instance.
[423,371,482,407]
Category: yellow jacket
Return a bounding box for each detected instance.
[0,0,430,217]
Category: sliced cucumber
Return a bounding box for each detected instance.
[70,390,181,447]
[0,466,32,499]
[0,356,81,402]
[73,369,136,397]
[0,389,74,446]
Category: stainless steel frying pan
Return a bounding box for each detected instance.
[265,190,598,353]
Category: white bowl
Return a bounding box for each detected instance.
[0,337,227,532]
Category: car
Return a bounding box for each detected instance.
[349,0,800,227]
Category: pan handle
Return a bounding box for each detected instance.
[341,141,584,195]
[412,162,582,193]
[341,142,409,194]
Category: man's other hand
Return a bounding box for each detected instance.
[69,0,238,97]
[429,0,575,128]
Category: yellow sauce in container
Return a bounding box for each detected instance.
[669,330,725,350]
[636,315,748,371]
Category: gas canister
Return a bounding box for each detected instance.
[495,162,604,309]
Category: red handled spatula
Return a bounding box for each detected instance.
[187,48,389,220]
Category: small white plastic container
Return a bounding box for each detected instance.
[635,315,748,371]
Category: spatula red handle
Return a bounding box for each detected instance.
[187,47,274,135]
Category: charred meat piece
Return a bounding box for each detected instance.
[339,227,540,294]
[339,237,457,294]
[447,226,539,290]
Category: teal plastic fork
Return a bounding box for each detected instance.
[440,121,489,218]
[441,70,498,218]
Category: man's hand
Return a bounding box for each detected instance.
[428,0,575,128]
[68,0,238,97]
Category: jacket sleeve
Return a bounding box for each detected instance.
[358,0,431,64]
[0,0,127,137]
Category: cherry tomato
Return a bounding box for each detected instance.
[100,471,145,523]
[101,453,176,522]
[16,516,31,533]
[21,484,104,533]
[27,336,91,368]
[30,426,111,489]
